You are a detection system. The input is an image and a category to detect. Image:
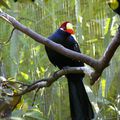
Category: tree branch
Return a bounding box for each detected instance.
[0,10,120,85]
[5,66,92,96]
[0,10,98,68]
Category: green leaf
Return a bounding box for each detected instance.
[23,109,47,120]
[20,72,29,80]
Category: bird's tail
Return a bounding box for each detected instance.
[66,74,94,120]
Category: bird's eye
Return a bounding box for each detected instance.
[63,26,66,30]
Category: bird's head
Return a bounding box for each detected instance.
[107,0,119,10]
[60,21,75,34]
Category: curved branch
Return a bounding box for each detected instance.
[0,10,120,85]
[8,66,93,96]
[90,29,120,85]
[0,10,98,69]
[99,29,120,68]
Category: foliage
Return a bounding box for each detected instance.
[0,0,120,119]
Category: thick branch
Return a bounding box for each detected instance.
[0,10,120,85]
[99,29,120,69]
[0,10,98,69]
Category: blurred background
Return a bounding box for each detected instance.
[0,0,120,119]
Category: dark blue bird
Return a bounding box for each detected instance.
[45,22,94,120]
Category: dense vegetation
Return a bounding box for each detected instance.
[0,0,120,119]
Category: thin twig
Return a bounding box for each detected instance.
[32,87,41,106]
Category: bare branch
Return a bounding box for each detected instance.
[90,29,120,85]
[7,66,91,96]
[0,28,16,45]
[0,10,98,69]
[0,10,120,85]
[99,29,120,68]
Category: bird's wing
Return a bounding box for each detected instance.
[67,35,81,53]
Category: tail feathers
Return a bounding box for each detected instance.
[66,74,94,120]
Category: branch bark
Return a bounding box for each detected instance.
[0,10,120,85]
[5,66,92,96]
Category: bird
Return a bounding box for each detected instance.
[108,0,120,15]
[45,21,94,120]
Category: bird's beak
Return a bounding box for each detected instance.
[65,23,75,34]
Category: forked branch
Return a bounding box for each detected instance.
[0,10,120,85]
